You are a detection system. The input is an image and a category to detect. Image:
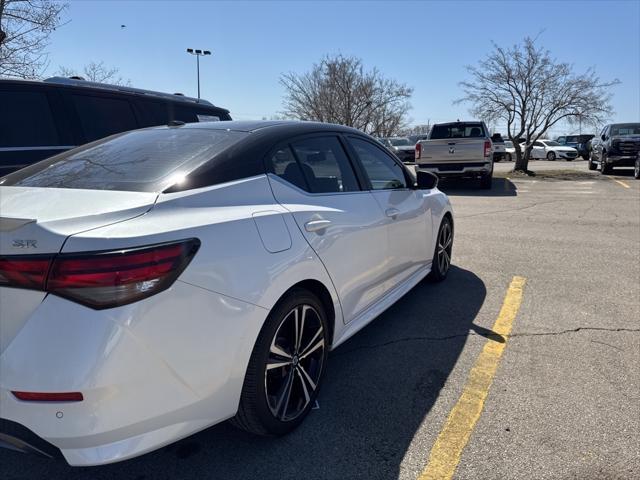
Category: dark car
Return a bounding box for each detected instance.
[556,134,595,160]
[0,77,232,176]
[589,123,640,174]
[379,137,416,163]
[407,134,430,144]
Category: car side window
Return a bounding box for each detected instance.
[0,90,60,147]
[73,94,138,142]
[534,141,544,147]
[348,137,407,190]
[288,136,360,193]
[269,146,308,191]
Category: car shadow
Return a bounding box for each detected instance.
[1,266,488,480]
[439,177,517,197]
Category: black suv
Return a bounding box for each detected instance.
[0,77,232,176]
[589,123,640,175]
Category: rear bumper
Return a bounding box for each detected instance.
[417,161,492,178]
[0,282,267,466]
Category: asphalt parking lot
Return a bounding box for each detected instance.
[1,160,638,480]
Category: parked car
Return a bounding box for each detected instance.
[556,134,594,160]
[379,136,416,163]
[415,120,494,189]
[504,140,516,161]
[0,121,453,466]
[407,134,430,144]
[589,123,640,174]
[0,76,232,176]
[491,133,506,162]
[522,140,578,161]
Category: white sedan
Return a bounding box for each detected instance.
[0,121,453,466]
[520,140,579,161]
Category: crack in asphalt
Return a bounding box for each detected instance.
[333,327,640,356]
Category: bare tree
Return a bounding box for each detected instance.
[281,54,413,136]
[457,37,619,172]
[0,0,67,78]
[400,123,432,136]
[57,61,131,86]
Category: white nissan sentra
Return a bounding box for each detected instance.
[0,121,453,466]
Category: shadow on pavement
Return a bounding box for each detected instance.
[439,177,517,197]
[1,266,488,480]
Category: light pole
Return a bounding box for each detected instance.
[186,48,211,100]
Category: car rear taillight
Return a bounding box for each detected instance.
[0,256,51,290]
[47,239,200,309]
[484,140,492,157]
[415,142,422,160]
[0,239,199,309]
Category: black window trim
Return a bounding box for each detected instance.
[343,134,415,191]
[264,131,368,196]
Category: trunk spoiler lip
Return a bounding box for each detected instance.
[0,217,36,232]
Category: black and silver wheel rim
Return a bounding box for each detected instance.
[635,160,639,178]
[437,221,453,275]
[265,305,325,422]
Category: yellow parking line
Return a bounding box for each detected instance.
[418,276,527,480]
[612,179,630,189]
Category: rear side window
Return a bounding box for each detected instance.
[73,94,138,142]
[349,137,407,190]
[289,136,360,193]
[0,128,247,192]
[430,123,486,139]
[0,91,60,147]
[269,147,308,191]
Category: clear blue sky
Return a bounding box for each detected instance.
[46,0,639,135]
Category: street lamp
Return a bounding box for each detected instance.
[186,48,211,100]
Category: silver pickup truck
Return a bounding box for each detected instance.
[415,121,494,189]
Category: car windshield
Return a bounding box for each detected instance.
[389,138,412,146]
[505,141,514,148]
[611,124,640,136]
[545,141,561,146]
[0,128,248,192]
[430,123,486,139]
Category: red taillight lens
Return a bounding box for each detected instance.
[484,140,492,157]
[46,239,200,309]
[0,256,51,290]
[415,142,422,160]
[12,391,83,402]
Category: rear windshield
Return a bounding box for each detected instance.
[0,128,247,192]
[430,123,486,139]
[389,138,412,146]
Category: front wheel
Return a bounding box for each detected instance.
[427,216,453,282]
[634,157,640,179]
[232,289,328,436]
[547,151,556,161]
[588,154,597,170]
[506,153,512,162]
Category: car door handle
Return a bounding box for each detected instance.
[385,208,400,218]
[304,219,332,232]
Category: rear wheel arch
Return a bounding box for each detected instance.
[275,280,336,348]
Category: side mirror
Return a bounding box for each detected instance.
[601,134,606,141]
[416,170,439,190]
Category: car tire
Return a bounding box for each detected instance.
[479,171,492,189]
[427,216,453,282]
[588,154,597,171]
[232,288,329,436]
[547,151,556,161]
[506,153,512,162]
[600,152,612,175]
[582,154,590,161]
[634,157,640,179]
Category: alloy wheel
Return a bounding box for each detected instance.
[265,305,325,422]
[437,221,453,275]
